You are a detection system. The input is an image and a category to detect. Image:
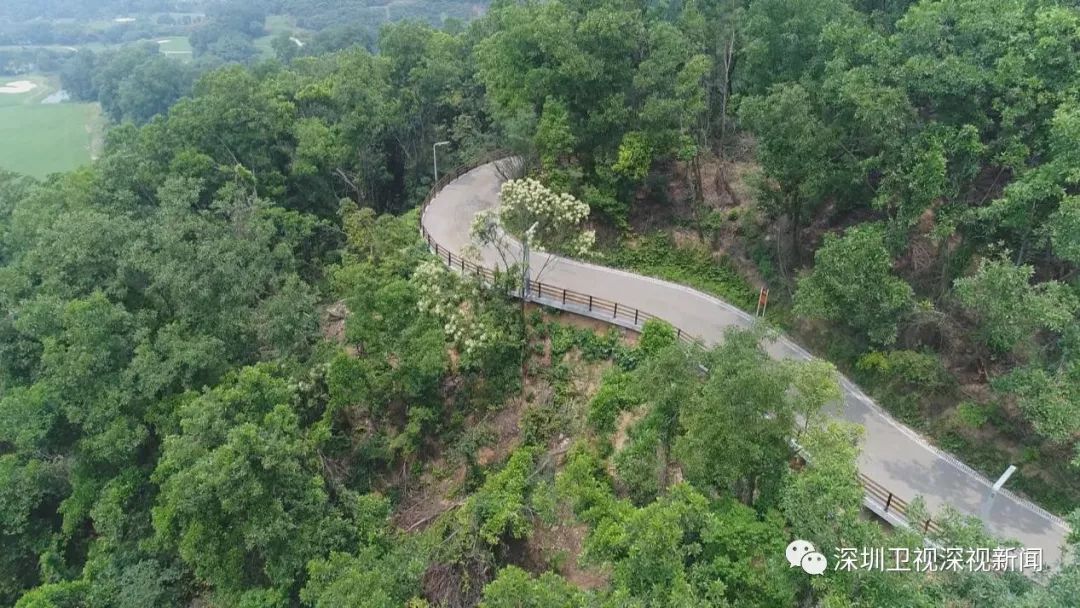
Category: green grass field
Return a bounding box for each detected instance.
[156,36,193,57]
[0,43,107,53]
[0,75,102,177]
[0,74,52,106]
[255,15,303,58]
[0,35,193,60]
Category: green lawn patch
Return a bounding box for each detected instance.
[0,74,56,107]
[254,15,308,59]
[0,103,101,177]
[155,36,193,57]
[0,74,102,177]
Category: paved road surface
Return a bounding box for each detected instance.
[422,160,1071,568]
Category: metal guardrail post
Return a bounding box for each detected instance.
[588,295,593,311]
[884,493,893,512]
[613,302,618,318]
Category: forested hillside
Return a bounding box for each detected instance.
[3,1,1080,607]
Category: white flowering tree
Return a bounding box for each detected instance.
[470,177,595,296]
[415,260,491,360]
[413,259,520,370]
[466,177,595,385]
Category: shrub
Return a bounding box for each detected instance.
[580,328,622,361]
[549,323,579,358]
[951,402,989,429]
[855,350,952,427]
[954,258,1077,354]
[613,422,662,505]
[638,319,678,357]
[856,350,951,395]
[611,234,758,311]
[548,324,622,361]
[587,370,640,434]
[521,401,566,448]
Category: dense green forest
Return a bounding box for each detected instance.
[19,0,485,119]
[0,0,480,47]
[4,0,1080,606]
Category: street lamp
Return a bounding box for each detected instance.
[522,221,539,300]
[432,141,450,182]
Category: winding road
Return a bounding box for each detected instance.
[421,159,1071,568]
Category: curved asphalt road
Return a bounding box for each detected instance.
[422,160,1070,568]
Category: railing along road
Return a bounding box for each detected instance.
[420,153,944,538]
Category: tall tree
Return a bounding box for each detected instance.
[739,84,837,264]
[795,223,915,346]
[953,258,1077,355]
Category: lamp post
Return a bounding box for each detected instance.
[522,221,539,300]
[432,141,450,182]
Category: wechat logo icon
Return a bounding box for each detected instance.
[786,540,828,575]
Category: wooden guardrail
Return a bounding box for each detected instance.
[419,152,943,537]
[859,472,943,535]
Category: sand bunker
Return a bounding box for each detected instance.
[0,81,38,94]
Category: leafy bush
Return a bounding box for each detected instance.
[520,400,566,448]
[613,422,662,505]
[530,480,559,526]
[547,322,626,362]
[581,329,623,361]
[554,444,624,527]
[481,566,584,607]
[853,351,889,373]
[992,363,1080,443]
[549,323,578,357]
[950,402,990,429]
[456,448,539,546]
[954,258,1077,354]
[856,350,951,394]
[582,184,628,229]
[587,370,640,434]
[638,319,677,357]
[611,234,759,312]
[613,345,644,371]
[855,350,952,426]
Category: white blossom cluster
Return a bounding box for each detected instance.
[477,178,596,256]
[501,178,590,225]
[413,260,496,359]
[570,226,596,256]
